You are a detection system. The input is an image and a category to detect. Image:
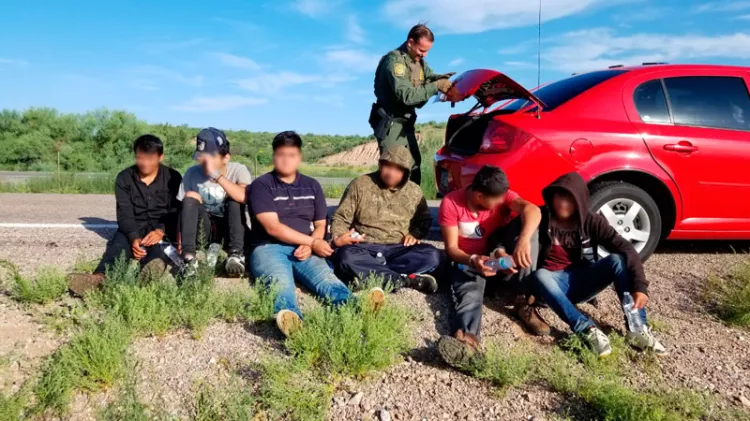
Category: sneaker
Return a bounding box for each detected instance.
[139,258,167,284]
[67,273,105,297]
[365,287,386,312]
[225,251,245,277]
[403,273,439,294]
[627,326,668,357]
[181,253,198,277]
[438,330,481,368]
[515,295,551,336]
[583,326,612,357]
[275,309,302,337]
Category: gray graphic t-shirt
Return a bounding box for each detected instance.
[177,162,252,217]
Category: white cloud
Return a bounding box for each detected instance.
[291,0,343,17]
[498,45,529,55]
[739,13,750,18]
[383,0,597,34]
[173,95,267,112]
[448,57,465,67]
[129,65,204,87]
[237,71,321,94]
[0,58,28,66]
[692,0,750,13]
[345,15,366,44]
[213,52,261,70]
[322,47,380,73]
[545,29,750,73]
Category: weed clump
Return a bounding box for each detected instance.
[259,358,333,421]
[1,261,68,304]
[704,261,750,328]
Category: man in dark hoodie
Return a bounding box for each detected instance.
[331,145,441,293]
[532,172,667,357]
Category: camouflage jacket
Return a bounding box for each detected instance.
[331,173,432,244]
[374,43,439,116]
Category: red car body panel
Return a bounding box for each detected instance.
[435,64,750,240]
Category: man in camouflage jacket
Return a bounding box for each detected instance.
[330,145,442,293]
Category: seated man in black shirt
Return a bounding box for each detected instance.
[68,135,182,296]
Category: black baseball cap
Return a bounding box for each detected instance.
[193,127,229,159]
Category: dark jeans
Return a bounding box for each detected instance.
[332,243,442,287]
[532,254,647,333]
[180,197,245,254]
[450,217,539,337]
[94,230,168,274]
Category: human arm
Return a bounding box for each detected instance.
[384,55,439,107]
[204,159,250,203]
[508,196,542,268]
[114,173,142,244]
[438,200,496,276]
[408,196,432,240]
[331,180,361,246]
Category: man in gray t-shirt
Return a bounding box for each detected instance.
[178,127,252,276]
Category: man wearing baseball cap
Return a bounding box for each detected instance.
[177,127,252,276]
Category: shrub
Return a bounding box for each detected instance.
[99,369,170,421]
[1,261,68,305]
[189,381,256,421]
[462,342,535,390]
[258,358,333,421]
[0,390,28,421]
[704,261,750,328]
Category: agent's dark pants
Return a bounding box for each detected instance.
[450,217,539,337]
[180,197,245,254]
[332,243,442,288]
[94,229,168,274]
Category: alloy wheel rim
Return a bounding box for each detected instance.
[597,198,651,253]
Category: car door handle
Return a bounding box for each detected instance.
[664,141,698,153]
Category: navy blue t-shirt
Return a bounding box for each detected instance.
[247,171,328,247]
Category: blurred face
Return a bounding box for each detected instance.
[197,153,229,173]
[379,161,407,188]
[134,150,163,175]
[273,146,302,176]
[552,191,577,221]
[406,37,433,61]
[473,191,506,211]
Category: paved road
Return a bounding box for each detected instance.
[0,171,352,187]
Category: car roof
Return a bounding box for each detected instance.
[599,63,750,73]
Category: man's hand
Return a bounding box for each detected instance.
[198,155,217,176]
[491,248,518,276]
[436,79,453,93]
[513,237,533,269]
[333,229,365,248]
[140,229,164,247]
[402,234,420,247]
[294,245,312,261]
[632,292,649,310]
[311,238,334,258]
[131,238,147,260]
[469,255,497,278]
[433,72,456,80]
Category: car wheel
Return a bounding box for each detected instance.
[588,181,661,261]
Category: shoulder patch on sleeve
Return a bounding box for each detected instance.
[393,62,406,77]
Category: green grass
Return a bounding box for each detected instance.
[462,342,535,390]
[258,358,333,421]
[34,316,131,414]
[0,389,28,421]
[0,173,115,194]
[704,261,750,328]
[284,290,412,378]
[189,381,256,421]
[98,368,171,421]
[72,255,99,274]
[1,260,68,305]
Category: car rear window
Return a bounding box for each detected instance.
[503,70,628,111]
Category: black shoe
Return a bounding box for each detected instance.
[225,251,245,277]
[403,273,438,294]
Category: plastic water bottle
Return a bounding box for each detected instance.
[159,241,184,269]
[622,292,645,333]
[351,231,362,239]
[485,256,515,271]
[207,243,222,268]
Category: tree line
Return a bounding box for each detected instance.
[0,108,376,173]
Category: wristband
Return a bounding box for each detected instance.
[469,254,478,265]
[208,170,221,181]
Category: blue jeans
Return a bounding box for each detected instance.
[250,243,352,318]
[531,254,647,333]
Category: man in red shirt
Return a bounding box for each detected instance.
[437,166,547,367]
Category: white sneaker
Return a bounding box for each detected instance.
[627,326,668,356]
[583,327,612,357]
[275,310,302,337]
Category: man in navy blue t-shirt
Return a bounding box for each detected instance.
[247,131,385,336]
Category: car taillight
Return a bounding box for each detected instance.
[479,121,531,154]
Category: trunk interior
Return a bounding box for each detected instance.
[444,109,515,156]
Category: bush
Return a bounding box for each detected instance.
[462,342,535,390]
[189,381,256,421]
[99,370,170,421]
[1,261,68,304]
[285,292,412,377]
[258,358,333,421]
[704,261,750,328]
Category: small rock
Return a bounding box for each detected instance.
[361,398,372,412]
[209,357,217,365]
[349,392,364,406]
[334,396,346,407]
[738,395,750,409]
[378,409,391,421]
[437,371,450,381]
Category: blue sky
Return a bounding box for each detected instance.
[1,0,750,135]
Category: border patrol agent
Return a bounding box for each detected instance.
[371,24,454,185]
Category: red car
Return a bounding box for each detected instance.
[434,64,750,258]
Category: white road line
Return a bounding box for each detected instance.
[0,223,117,229]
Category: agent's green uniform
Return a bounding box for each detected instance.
[372,43,442,185]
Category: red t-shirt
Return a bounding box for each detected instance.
[438,187,519,256]
[542,223,578,271]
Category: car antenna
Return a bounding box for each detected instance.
[536,0,542,120]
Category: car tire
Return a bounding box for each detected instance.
[588,181,661,261]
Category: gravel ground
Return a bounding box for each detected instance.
[1,195,750,419]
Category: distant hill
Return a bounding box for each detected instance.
[0,108,373,173]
